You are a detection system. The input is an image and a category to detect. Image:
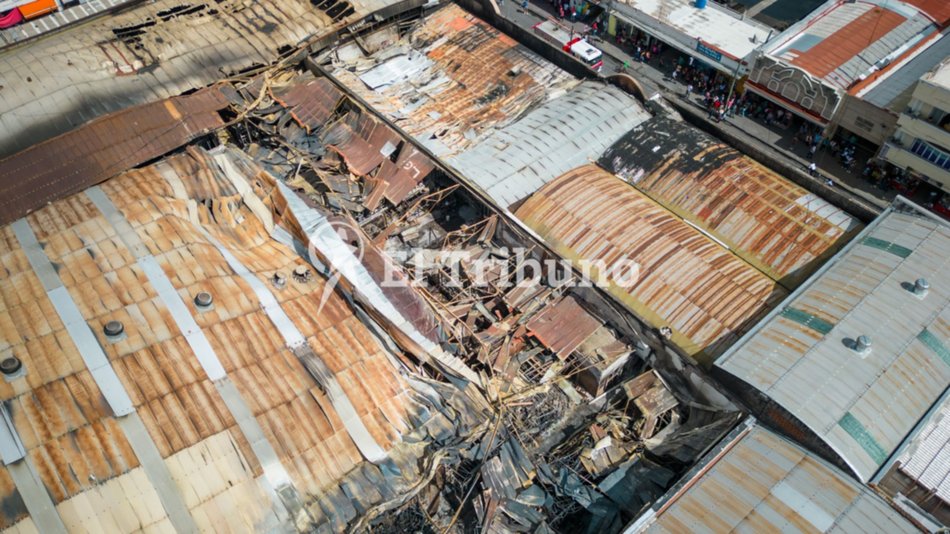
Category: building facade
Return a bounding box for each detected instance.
[879,58,950,192]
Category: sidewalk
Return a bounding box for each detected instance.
[510,2,903,211]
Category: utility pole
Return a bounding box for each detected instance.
[724,58,742,116]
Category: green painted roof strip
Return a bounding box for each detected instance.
[780,307,834,335]
[860,237,912,258]
[839,412,888,465]
[918,328,950,367]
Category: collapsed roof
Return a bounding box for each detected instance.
[0,0,414,157]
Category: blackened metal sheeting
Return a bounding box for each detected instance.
[0,87,227,227]
[600,115,861,289]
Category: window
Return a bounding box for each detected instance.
[910,138,950,171]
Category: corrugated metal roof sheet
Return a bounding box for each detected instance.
[894,394,950,503]
[716,201,950,482]
[0,88,228,228]
[860,31,950,111]
[634,423,919,533]
[526,295,602,359]
[515,165,787,363]
[329,4,579,158]
[0,147,426,531]
[449,82,652,209]
[0,0,402,157]
[600,115,861,288]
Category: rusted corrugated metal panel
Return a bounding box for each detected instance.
[378,145,435,205]
[526,295,601,359]
[601,116,861,288]
[790,8,904,78]
[275,78,344,133]
[0,87,227,228]
[330,4,578,157]
[639,424,919,533]
[716,202,950,482]
[516,165,786,364]
[325,112,401,176]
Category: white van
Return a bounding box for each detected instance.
[533,20,604,71]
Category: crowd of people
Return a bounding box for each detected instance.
[535,7,943,204]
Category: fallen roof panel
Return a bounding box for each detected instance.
[0,88,228,228]
[0,0,404,157]
[0,145,453,532]
[526,295,602,359]
[515,165,787,364]
[600,115,861,288]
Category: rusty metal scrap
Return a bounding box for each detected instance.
[526,295,603,361]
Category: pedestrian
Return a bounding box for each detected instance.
[809,143,817,159]
[685,83,692,98]
[808,162,817,176]
[559,4,564,17]
[522,0,528,9]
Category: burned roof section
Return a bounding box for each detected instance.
[515,164,787,364]
[600,115,861,288]
[0,0,407,157]
[325,3,579,157]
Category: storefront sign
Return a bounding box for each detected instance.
[695,41,722,62]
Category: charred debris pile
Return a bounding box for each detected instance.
[210,57,740,532]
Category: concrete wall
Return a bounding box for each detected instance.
[834,94,899,146]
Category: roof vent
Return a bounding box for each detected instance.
[194,291,213,309]
[104,320,125,337]
[851,335,872,355]
[913,278,930,298]
[0,356,23,378]
[272,272,287,290]
[293,265,312,283]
